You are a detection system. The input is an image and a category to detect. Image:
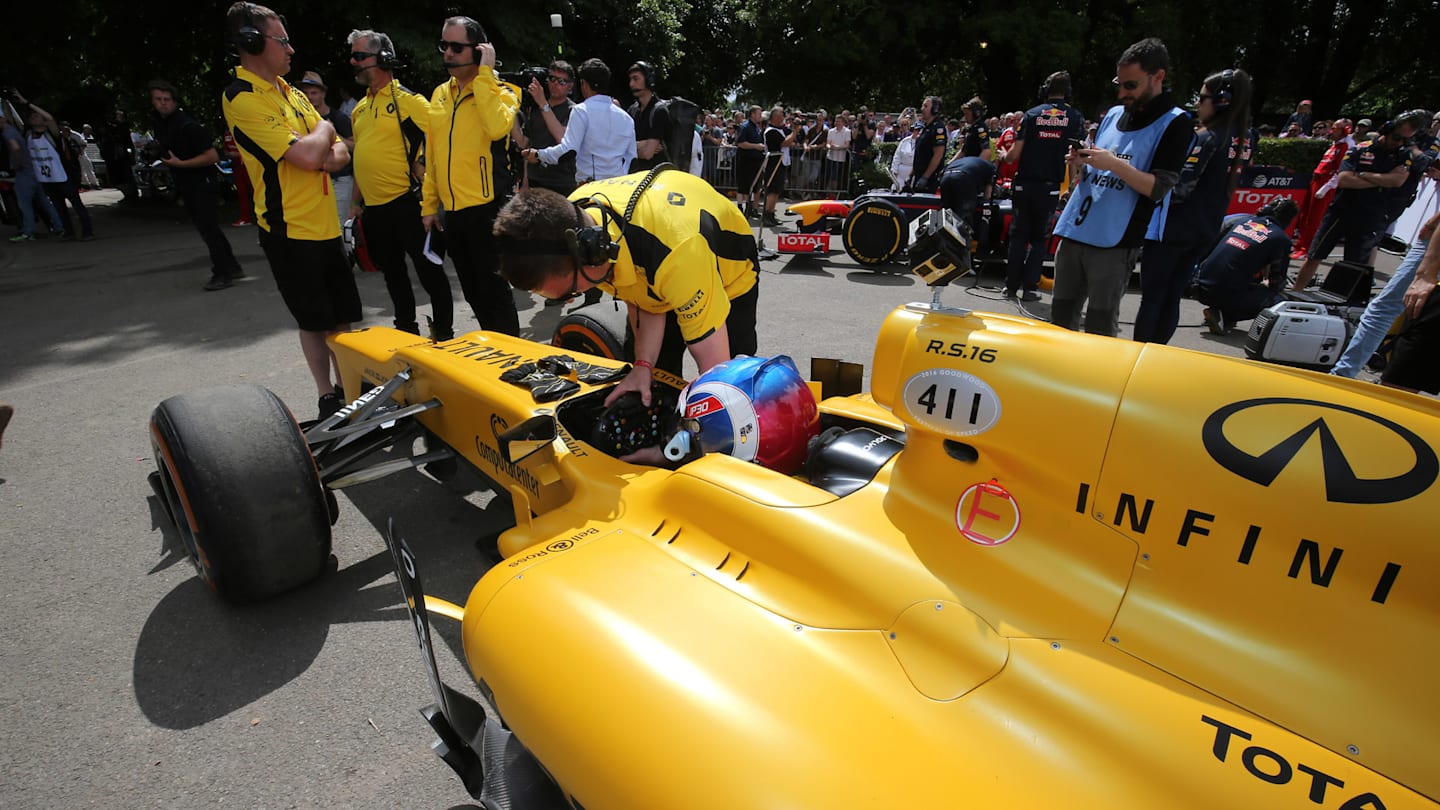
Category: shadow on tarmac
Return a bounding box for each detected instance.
[133,456,512,730]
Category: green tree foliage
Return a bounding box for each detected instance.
[6,0,1432,140]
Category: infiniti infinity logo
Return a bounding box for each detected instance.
[1202,398,1437,504]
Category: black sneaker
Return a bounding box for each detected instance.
[1003,289,1019,301]
[762,213,780,226]
[1021,291,1042,302]
[202,274,233,291]
[318,391,344,420]
[1203,307,1229,335]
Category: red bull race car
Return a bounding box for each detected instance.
[783,190,1059,284]
[147,271,1438,808]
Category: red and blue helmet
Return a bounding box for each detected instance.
[671,355,819,474]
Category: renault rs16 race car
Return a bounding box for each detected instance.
[148,288,1438,808]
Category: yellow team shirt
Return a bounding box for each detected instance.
[351,79,430,207]
[572,171,759,344]
[222,66,341,241]
[421,71,519,216]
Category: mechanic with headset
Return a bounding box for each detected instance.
[221,1,359,420]
[1051,37,1193,337]
[909,96,948,193]
[956,97,992,161]
[627,61,672,172]
[1290,114,1420,290]
[999,71,1086,302]
[1135,67,1253,344]
[493,168,759,403]
[1191,198,1298,336]
[422,15,522,335]
[345,28,454,341]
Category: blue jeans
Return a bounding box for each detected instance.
[1331,238,1428,377]
[13,168,61,236]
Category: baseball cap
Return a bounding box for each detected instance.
[1300,99,1313,106]
[298,71,326,91]
[1357,118,1373,128]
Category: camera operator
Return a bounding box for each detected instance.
[512,60,577,196]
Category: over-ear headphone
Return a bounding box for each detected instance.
[1039,71,1070,103]
[376,48,399,69]
[233,3,265,55]
[566,201,621,266]
[926,96,942,116]
[631,61,656,90]
[1212,69,1236,111]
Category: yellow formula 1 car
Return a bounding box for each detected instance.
[149,296,1439,808]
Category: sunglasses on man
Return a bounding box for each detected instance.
[1112,77,1146,91]
[437,40,475,54]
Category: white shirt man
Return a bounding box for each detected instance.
[525,58,636,184]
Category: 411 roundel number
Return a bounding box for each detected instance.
[901,369,1002,437]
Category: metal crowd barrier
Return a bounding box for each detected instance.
[699,143,852,199]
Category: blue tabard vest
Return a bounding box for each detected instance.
[1054,104,1185,248]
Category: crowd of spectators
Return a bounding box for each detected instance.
[3,19,1438,395]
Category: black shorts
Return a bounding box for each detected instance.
[258,230,363,331]
[735,154,762,195]
[760,158,787,195]
[1381,289,1440,393]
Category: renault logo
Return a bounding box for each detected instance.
[1202,397,1437,504]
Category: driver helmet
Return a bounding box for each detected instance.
[667,355,819,474]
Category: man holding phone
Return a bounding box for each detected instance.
[998,71,1085,301]
[1051,39,1192,336]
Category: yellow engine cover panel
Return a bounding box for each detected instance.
[464,532,1434,809]
[1101,348,1440,799]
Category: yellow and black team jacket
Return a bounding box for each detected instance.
[222,66,342,241]
[571,171,759,344]
[351,79,430,207]
[422,70,519,217]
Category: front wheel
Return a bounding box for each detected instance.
[843,196,907,265]
[149,385,332,602]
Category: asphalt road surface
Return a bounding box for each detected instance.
[0,189,1407,809]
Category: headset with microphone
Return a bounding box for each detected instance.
[440,17,487,68]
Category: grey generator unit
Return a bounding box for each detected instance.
[1245,301,1351,370]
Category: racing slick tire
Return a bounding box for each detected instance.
[149,384,332,602]
[843,196,908,266]
[552,301,631,361]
